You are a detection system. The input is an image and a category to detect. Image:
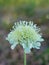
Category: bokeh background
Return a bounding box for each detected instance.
[0,0,49,65]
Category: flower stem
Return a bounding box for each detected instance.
[24,50,26,65]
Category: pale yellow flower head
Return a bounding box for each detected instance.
[6,21,44,54]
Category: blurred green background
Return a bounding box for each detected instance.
[0,0,49,65]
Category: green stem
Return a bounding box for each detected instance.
[24,50,26,65]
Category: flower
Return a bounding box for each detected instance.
[6,21,44,54]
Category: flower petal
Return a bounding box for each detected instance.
[11,43,17,50]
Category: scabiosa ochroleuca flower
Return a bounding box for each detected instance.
[6,21,44,54]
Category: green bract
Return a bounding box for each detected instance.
[6,21,44,54]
